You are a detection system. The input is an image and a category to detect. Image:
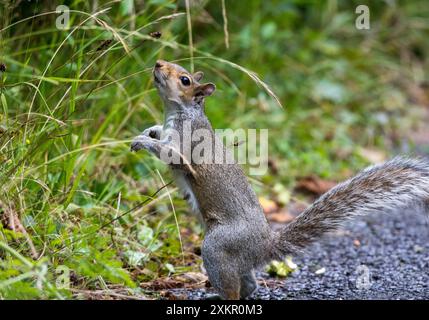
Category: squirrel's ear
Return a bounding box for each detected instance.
[193,71,204,82]
[196,83,216,97]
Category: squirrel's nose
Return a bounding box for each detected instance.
[155,60,164,68]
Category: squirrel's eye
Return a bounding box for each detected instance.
[180,76,191,86]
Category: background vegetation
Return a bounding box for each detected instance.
[0,0,428,299]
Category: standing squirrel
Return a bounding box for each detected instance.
[131,60,429,300]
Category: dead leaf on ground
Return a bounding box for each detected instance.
[141,272,208,291]
[0,201,38,259]
[160,290,188,300]
[175,272,208,285]
[295,176,337,196]
[407,83,429,107]
[266,209,295,223]
[72,287,148,300]
[260,197,306,224]
[259,197,278,214]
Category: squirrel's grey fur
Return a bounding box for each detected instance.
[131,60,429,299]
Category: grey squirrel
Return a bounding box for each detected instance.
[131,60,429,299]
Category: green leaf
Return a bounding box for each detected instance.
[120,0,134,16]
[124,250,148,267]
[266,260,294,278]
[137,225,154,246]
[1,93,8,120]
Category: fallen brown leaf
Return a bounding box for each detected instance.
[407,83,429,107]
[141,272,208,291]
[175,272,208,285]
[296,176,337,196]
[0,201,38,259]
[160,290,188,300]
[266,209,295,223]
[259,197,278,214]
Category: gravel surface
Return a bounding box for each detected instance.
[172,210,429,300]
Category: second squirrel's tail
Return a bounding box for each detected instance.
[272,157,429,258]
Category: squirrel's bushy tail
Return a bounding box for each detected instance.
[272,157,429,258]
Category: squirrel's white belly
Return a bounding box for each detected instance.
[172,170,202,220]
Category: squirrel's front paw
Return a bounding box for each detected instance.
[130,135,155,152]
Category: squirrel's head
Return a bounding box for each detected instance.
[153,60,215,109]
